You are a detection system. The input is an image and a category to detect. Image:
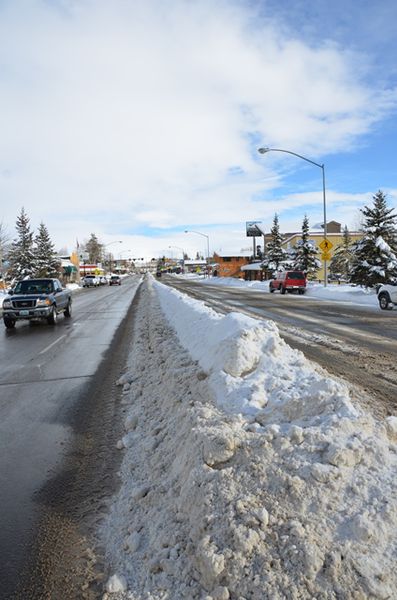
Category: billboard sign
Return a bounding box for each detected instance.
[246,221,262,237]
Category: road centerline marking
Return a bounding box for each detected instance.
[38,334,67,356]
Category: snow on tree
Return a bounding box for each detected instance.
[262,214,287,273]
[291,214,321,275]
[7,207,36,280]
[329,226,354,281]
[349,190,397,287]
[33,222,60,278]
[85,233,103,264]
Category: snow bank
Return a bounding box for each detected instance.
[66,282,81,292]
[307,282,377,306]
[102,277,397,600]
[154,280,359,422]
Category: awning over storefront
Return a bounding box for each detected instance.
[63,265,77,274]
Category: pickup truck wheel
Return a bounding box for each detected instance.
[47,306,58,325]
[298,289,305,295]
[378,292,392,310]
[64,300,72,318]
[280,286,286,295]
[4,317,16,329]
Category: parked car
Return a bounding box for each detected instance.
[82,275,99,287]
[98,276,108,285]
[376,283,397,310]
[269,270,307,295]
[109,275,121,286]
[2,278,72,329]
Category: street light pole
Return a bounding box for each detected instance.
[103,240,123,249]
[184,230,210,274]
[258,147,328,287]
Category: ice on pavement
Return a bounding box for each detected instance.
[101,276,397,600]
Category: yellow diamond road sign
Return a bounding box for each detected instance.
[321,251,332,261]
[319,238,333,251]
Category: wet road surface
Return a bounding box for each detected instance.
[0,276,141,598]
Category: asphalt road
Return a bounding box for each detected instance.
[159,275,397,418]
[0,276,142,598]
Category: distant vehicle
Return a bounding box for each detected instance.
[156,271,162,278]
[82,275,99,287]
[269,270,306,295]
[109,275,121,286]
[376,283,397,310]
[2,278,72,329]
[98,276,108,285]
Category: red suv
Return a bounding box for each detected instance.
[269,270,306,295]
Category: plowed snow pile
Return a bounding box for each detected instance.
[101,277,397,600]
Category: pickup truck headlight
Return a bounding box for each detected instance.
[36,298,52,307]
[2,300,12,309]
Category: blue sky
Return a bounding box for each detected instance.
[0,0,396,259]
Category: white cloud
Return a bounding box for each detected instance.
[0,0,396,257]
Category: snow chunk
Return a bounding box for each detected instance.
[211,586,230,600]
[116,372,135,386]
[203,430,236,466]
[311,462,339,483]
[105,573,127,593]
[124,413,138,431]
[195,536,226,587]
[124,531,141,553]
[325,442,363,467]
[386,416,397,440]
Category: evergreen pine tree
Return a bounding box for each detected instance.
[349,190,397,287]
[329,226,354,280]
[292,214,321,275]
[262,214,287,272]
[85,233,103,264]
[8,207,35,280]
[33,222,60,277]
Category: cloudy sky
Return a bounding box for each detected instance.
[1,0,396,260]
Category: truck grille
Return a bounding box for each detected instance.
[13,299,36,309]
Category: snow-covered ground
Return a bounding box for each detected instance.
[178,273,379,308]
[101,275,397,599]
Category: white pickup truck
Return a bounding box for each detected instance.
[376,283,397,310]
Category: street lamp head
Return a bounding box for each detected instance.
[258,147,270,154]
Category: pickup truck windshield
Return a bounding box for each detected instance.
[14,280,53,294]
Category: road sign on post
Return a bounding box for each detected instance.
[319,239,333,252]
[246,221,262,237]
[321,251,332,262]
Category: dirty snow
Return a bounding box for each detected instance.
[101,276,397,600]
